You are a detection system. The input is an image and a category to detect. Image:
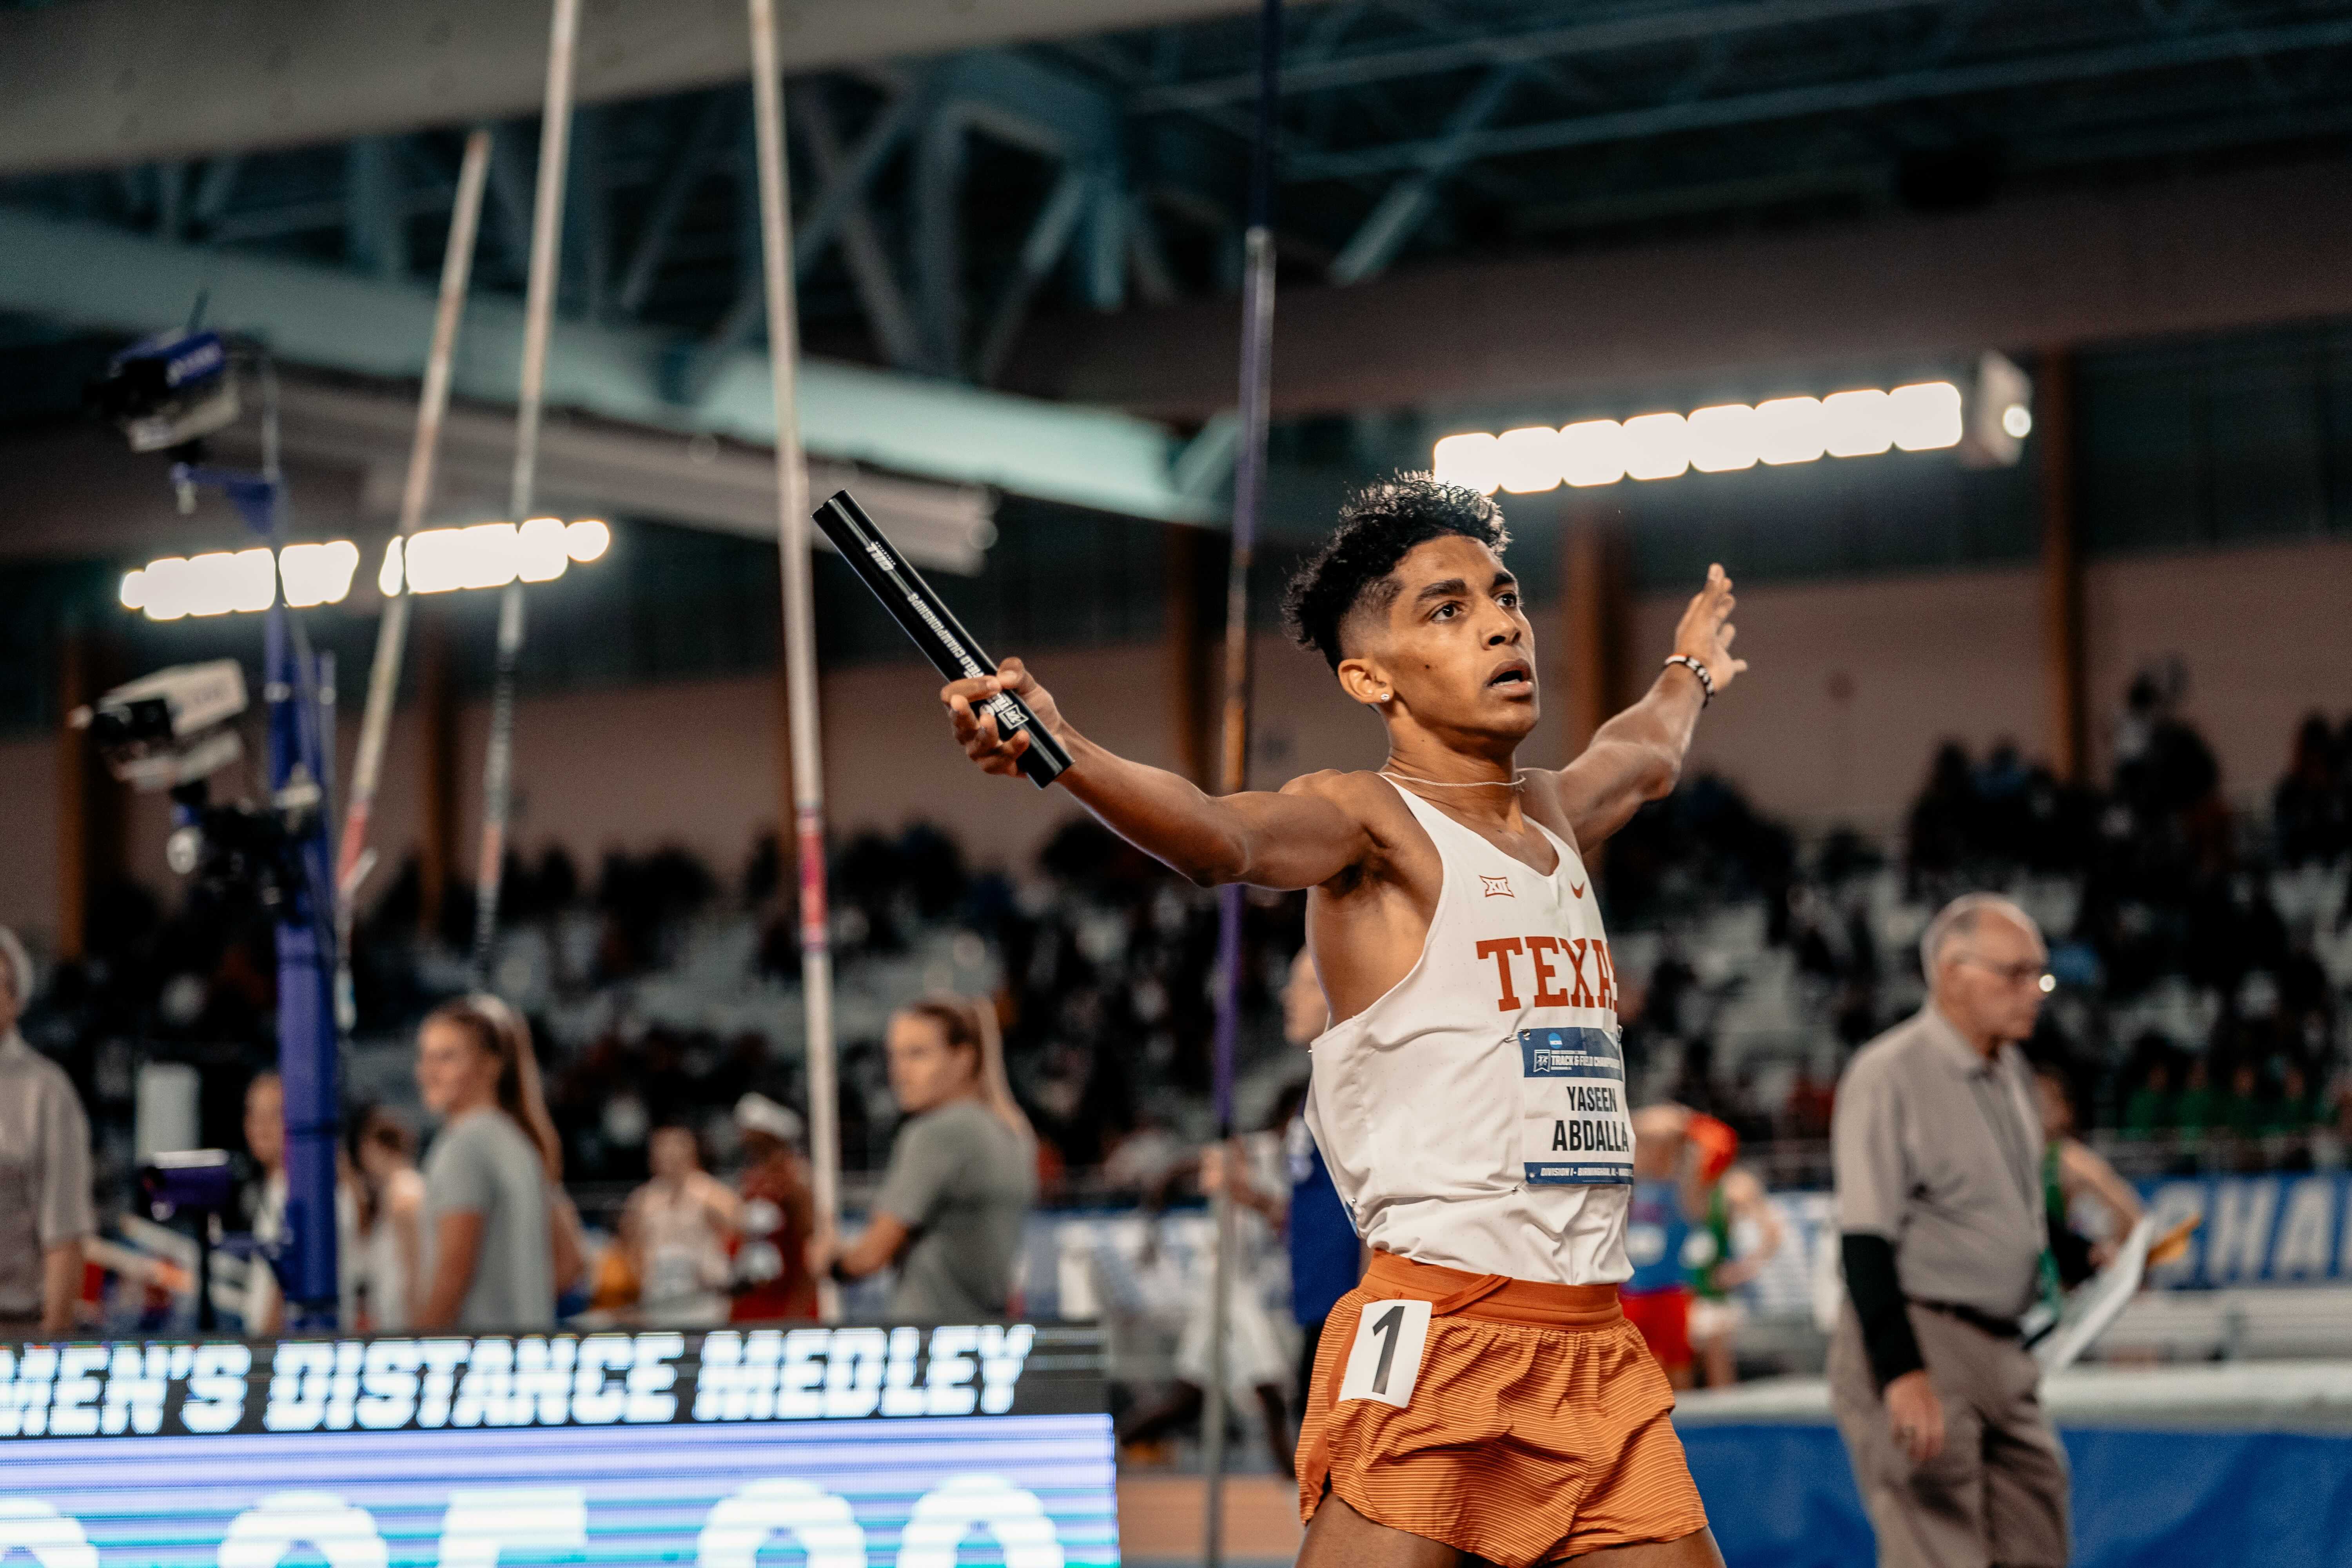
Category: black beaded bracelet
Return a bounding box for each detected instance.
[1662,653,1714,706]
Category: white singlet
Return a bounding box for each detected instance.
[1304,779,1635,1285]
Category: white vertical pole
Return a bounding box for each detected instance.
[473,0,581,982]
[1206,3,1283,1556]
[745,0,841,1317]
[338,127,491,1019]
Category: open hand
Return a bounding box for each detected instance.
[1671,564,1748,697]
[940,657,1067,777]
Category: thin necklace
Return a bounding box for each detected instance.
[1381,766,1526,791]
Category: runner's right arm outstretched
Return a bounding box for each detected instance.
[941,656,1370,892]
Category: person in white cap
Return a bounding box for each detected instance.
[0,927,93,1337]
[729,1093,818,1322]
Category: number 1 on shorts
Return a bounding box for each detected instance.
[1336,1298,1432,1409]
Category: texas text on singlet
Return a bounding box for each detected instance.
[1296,780,1708,1566]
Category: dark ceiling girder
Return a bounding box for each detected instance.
[1291,14,2352,180]
[0,0,1330,176]
[1132,0,1945,111]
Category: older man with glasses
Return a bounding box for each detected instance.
[1829,893,2069,1568]
[0,927,94,1339]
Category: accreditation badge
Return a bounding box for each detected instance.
[1519,1026,1635,1185]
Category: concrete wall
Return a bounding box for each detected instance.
[6,537,2345,955]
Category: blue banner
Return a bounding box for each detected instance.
[2136,1172,2352,1287]
[1684,1423,2352,1568]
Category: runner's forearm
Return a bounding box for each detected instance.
[1554,667,1708,844]
[1841,1232,1925,1389]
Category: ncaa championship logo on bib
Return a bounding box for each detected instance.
[1520,1027,1633,1185]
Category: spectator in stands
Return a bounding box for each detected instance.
[2273,713,2346,866]
[414,995,586,1330]
[2031,1065,2143,1287]
[353,1106,426,1331]
[816,997,1036,1320]
[621,1124,739,1325]
[1119,1096,1299,1474]
[0,927,92,1337]
[240,1071,363,1332]
[2174,1056,2216,1148]
[1830,893,2068,1568]
[2120,1046,2175,1142]
[1278,949,1360,1421]
[2218,1059,2267,1144]
[729,1094,817,1323]
[1906,742,1980,891]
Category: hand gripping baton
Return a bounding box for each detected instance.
[812,490,1073,789]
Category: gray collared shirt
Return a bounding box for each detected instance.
[1833,1007,2048,1319]
[0,1029,96,1318]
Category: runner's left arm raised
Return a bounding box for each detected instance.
[1539,564,1747,848]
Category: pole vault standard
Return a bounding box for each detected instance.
[1205,0,1282,1558]
[337,128,492,1018]
[744,0,842,1314]
[472,0,582,981]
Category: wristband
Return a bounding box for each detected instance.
[1662,653,1714,706]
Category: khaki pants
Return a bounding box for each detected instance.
[1828,1304,2069,1568]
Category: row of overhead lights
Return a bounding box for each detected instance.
[120,519,612,621]
[1432,381,2024,495]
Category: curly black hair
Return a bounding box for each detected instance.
[1280,473,1510,670]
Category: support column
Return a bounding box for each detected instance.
[1559,495,1628,761]
[2039,348,2088,784]
[1165,523,1211,786]
[417,605,458,938]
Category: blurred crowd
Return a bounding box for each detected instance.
[7,675,2350,1340]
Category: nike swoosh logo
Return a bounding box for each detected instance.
[1568,880,1588,898]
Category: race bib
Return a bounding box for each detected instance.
[1519,1027,1634,1185]
[1336,1298,1431,1408]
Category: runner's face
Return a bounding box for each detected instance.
[1345,535,1538,744]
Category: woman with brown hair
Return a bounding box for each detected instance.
[815,995,1036,1321]
[352,1105,427,1330]
[413,994,585,1330]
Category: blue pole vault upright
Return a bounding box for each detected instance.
[173,461,343,1331]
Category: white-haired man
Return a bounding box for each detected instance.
[0,927,94,1338]
[1829,894,2068,1568]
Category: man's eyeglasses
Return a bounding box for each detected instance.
[1955,954,2056,993]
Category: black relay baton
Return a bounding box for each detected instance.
[812,490,1073,789]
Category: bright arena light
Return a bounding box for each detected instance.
[1888,381,1965,452]
[380,517,614,596]
[1561,420,1627,487]
[1622,412,1690,481]
[279,540,361,608]
[130,519,612,620]
[2002,402,2034,439]
[565,518,611,562]
[1754,397,1827,465]
[1436,379,1967,494]
[1432,431,1502,493]
[1687,404,1759,474]
[1494,426,1567,493]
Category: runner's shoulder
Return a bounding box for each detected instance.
[1278,767,1412,824]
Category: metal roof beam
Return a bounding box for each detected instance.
[1134,0,1943,112]
[0,205,1211,523]
[1290,14,2352,181]
[0,0,1333,176]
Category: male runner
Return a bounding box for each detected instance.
[940,476,1745,1567]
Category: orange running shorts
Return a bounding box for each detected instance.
[1297,1252,1710,1566]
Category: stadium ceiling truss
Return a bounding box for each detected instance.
[4,0,2350,407]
